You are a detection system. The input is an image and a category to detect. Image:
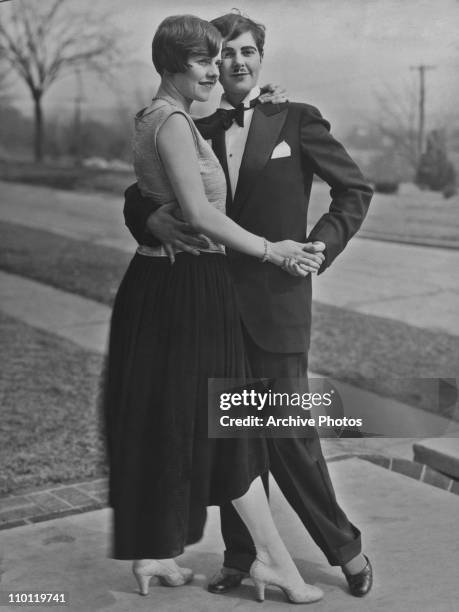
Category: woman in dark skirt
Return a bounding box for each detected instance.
[105,253,265,557]
[103,14,323,604]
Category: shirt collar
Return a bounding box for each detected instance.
[220,86,261,110]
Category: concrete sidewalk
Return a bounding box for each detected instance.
[1,458,458,612]
[1,180,459,335]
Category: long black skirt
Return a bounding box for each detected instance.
[103,252,268,559]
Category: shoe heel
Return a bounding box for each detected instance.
[134,571,155,596]
[252,578,266,602]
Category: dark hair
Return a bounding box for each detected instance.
[152,15,221,75]
[211,11,265,55]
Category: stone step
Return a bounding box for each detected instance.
[413,437,459,480]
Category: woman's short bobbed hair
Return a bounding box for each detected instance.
[152,15,221,75]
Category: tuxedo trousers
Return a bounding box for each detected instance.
[220,325,362,570]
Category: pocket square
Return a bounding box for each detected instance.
[271,141,291,159]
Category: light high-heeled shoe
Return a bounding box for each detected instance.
[250,558,323,604]
[132,560,193,595]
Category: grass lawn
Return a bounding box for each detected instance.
[1,218,457,419]
[0,220,130,305]
[309,304,458,420]
[0,311,107,496]
[309,181,459,248]
[0,220,457,492]
[0,160,135,195]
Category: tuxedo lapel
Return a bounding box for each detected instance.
[212,129,233,211]
[231,104,288,219]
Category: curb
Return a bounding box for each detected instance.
[356,231,459,251]
[0,479,108,531]
[1,454,457,531]
[355,453,459,496]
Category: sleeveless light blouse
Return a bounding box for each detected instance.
[133,98,227,256]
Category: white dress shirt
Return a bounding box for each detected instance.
[220,86,261,198]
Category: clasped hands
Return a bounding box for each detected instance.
[270,240,325,277]
[146,203,325,277]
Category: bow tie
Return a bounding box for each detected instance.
[216,97,259,130]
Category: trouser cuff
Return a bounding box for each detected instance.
[223,551,254,573]
[326,525,362,566]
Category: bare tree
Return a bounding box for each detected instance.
[0,31,12,103]
[0,0,121,161]
[373,81,419,171]
[0,60,11,102]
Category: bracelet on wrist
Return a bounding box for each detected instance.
[261,237,270,263]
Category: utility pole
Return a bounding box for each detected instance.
[410,64,435,160]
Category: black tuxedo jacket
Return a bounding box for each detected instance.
[124,102,373,353]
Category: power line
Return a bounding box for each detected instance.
[410,64,436,158]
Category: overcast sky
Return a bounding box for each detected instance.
[7,0,459,135]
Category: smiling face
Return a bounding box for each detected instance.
[218,31,263,102]
[170,52,221,102]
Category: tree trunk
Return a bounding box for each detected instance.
[33,93,44,163]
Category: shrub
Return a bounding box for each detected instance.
[373,181,399,194]
[416,129,457,198]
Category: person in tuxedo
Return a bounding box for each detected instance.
[124,12,374,598]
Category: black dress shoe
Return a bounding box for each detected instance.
[343,555,373,597]
[207,569,248,594]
